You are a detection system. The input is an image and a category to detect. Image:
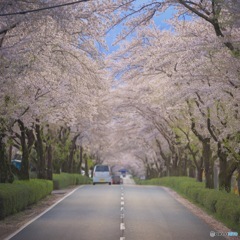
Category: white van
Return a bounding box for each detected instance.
[93,165,112,185]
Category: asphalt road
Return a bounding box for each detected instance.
[7,180,226,240]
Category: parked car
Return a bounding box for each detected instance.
[93,165,112,185]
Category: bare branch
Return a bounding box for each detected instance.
[0,0,89,17]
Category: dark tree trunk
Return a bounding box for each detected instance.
[155,139,171,176]
[188,164,196,178]
[203,138,214,189]
[194,156,203,182]
[18,120,30,180]
[61,158,68,173]
[68,134,80,173]
[171,154,179,176]
[84,153,89,177]
[46,144,53,180]
[225,161,237,192]
[184,157,188,176]
[218,148,228,191]
[0,133,6,183]
[0,132,14,183]
[35,119,46,179]
[196,164,203,182]
[189,108,214,188]
[217,142,237,192]
[8,144,12,163]
[146,164,150,179]
[57,126,70,173]
[78,145,83,174]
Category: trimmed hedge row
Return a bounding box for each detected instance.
[53,173,92,190]
[0,173,91,220]
[0,179,53,219]
[136,177,240,232]
[0,173,92,219]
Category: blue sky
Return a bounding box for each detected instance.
[105,7,175,54]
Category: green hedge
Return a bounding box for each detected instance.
[135,177,240,232]
[0,173,91,219]
[0,179,53,219]
[53,173,92,190]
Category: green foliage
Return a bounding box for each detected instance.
[136,177,240,232]
[53,173,92,190]
[0,179,53,219]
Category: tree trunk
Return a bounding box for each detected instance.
[78,145,83,174]
[8,144,12,163]
[196,164,203,182]
[146,164,150,179]
[188,165,196,178]
[188,101,214,187]
[46,144,53,180]
[171,154,179,176]
[68,134,80,173]
[18,120,30,180]
[184,158,188,176]
[218,142,237,192]
[35,119,46,179]
[156,138,171,176]
[0,132,14,183]
[0,133,6,183]
[225,161,237,192]
[203,138,214,189]
[218,149,228,191]
[84,153,89,177]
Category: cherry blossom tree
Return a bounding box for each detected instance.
[0,0,111,181]
[108,0,240,55]
[1,0,239,189]
[108,15,240,190]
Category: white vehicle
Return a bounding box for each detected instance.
[93,165,112,185]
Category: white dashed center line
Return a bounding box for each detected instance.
[120,223,125,230]
[120,185,125,240]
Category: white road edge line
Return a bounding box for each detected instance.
[120,237,125,240]
[4,185,85,240]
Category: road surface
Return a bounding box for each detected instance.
[6,179,226,240]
